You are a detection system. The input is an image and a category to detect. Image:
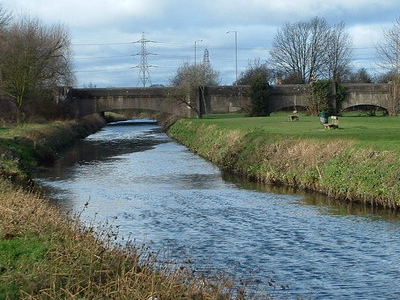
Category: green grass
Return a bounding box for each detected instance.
[0,117,107,180]
[195,113,400,151]
[0,235,49,300]
[168,113,400,208]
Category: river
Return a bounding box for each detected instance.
[34,120,400,300]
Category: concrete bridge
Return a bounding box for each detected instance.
[66,83,396,118]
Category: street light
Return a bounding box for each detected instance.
[226,30,238,85]
[194,39,203,66]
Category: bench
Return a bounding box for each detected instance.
[330,115,339,125]
[323,123,339,129]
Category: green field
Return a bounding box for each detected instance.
[199,113,400,152]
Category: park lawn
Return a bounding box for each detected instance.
[199,113,400,152]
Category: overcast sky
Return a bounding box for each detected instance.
[2,0,400,87]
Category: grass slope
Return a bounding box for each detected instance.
[168,113,400,209]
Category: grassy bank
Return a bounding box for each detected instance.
[0,115,107,183]
[167,114,400,209]
[0,178,235,299]
[0,115,243,300]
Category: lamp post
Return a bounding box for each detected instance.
[226,30,238,85]
[194,39,203,66]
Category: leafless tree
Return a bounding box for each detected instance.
[169,62,220,117]
[170,61,220,87]
[377,18,400,115]
[0,4,11,29]
[0,16,74,121]
[345,68,373,83]
[377,18,400,74]
[270,17,352,83]
[235,58,273,85]
[326,22,353,82]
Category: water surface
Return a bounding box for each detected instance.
[35,120,400,300]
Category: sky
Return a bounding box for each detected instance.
[1,0,400,88]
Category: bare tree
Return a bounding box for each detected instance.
[0,4,11,29]
[270,17,352,83]
[169,62,220,117]
[236,58,273,85]
[326,22,353,82]
[0,4,11,86]
[170,61,220,87]
[0,16,74,121]
[377,18,400,74]
[377,18,400,115]
[345,68,373,83]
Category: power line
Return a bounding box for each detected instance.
[74,55,132,60]
[73,42,132,46]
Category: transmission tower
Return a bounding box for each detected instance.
[133,33,156,87]
[203,48,210,65]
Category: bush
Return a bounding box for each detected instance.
[250,75,270,116]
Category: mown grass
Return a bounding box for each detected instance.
[0,116,257,300]
[201,113,400,151]
[168,113,400,209]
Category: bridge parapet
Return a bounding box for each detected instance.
[67,87,200,118]
[341,83,391,111]
[66,83,397,119]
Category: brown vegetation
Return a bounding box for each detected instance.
[0,116,257,300]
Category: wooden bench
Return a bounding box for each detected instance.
[288,115,299,121]
[323,123,339,129]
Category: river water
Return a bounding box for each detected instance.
[34,120,400,300]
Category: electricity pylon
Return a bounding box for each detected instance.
[203,48,210,65]
[133,33,156,87]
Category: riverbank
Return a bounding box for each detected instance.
[167,115,400,210]
[0,114,107,184]
[0,115,238,300]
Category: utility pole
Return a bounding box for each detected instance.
[133,33,156,87]
[194,39,203,66]
[226,30,238,85]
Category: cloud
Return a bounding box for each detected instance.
[6,0,162,26]
[2,0,400,87]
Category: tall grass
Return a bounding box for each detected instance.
[0,116,263,299]
[0,178,246,299]
[0,115,106,182]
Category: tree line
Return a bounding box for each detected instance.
[170,16,400,116]
[171,16,400,88]
[0,5,74,123]
[2,2,400,121]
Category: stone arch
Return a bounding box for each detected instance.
[341,104,388,116]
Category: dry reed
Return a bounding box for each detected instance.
[0,175,252,299]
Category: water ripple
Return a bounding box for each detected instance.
[35,122,400,300]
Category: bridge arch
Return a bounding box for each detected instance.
[339,83,392,114]
[66,83,396,119]
[341,104,389,116]
[67,87,200,119]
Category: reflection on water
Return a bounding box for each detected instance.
[224,172,400,221]
[35,120,400,300]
